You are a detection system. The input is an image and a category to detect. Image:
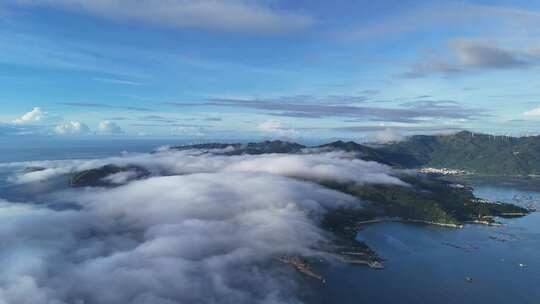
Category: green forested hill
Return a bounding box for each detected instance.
[170,132,540,175]
[316,141,402,166]
[379,131,540,175]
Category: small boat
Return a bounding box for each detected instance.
[465,277,473,283]
[519,263,528,268]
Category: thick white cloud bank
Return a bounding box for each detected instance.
[0,148,406,303]
[0,172,356,304]
[4,149,406,186]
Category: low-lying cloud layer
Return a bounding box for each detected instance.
[0,173,356,303]
[0,148,405,303]
[4,148,405,186]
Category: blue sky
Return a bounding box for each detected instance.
[1,0,540,141]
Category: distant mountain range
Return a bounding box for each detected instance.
[171,140,305,155]
[172,131,540,175]
[378,131,540,175]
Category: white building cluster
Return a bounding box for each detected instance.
[418,167,469,175]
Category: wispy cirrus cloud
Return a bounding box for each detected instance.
[455,42,531,69]
[332,2,540,79]
[59,102,153,112]
[339,3,540,41]
[0,30,146,77]
[203,117,222,122]
[0,122,44,136]
[165,95,487,124]
[402,40,540,78]
[93,77,142,86]
[137,115,183,124]
[11,0,314,34]
[332,125,464,134]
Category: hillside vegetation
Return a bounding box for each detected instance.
[379,131,540,175]
[172,133,540,175]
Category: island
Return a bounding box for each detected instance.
[70,164,150,187]
[65,134,534,275]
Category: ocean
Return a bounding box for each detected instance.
[0,137,184,163]
[315,179,540,304]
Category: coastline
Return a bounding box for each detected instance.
[356,217,465,229]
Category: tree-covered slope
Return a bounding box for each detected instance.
[171,140,306,155]
[169,133,540,175]
[320,174,529,227]
[315,140,412,166]
[379,131,540,175]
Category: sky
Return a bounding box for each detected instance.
[1,0,540,141]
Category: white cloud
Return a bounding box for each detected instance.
[402,40,538,78]
[524,106,540,117]
[54,121,90,135]
[0,144,412,302]
[222,153,406,185]
[341,3,540,41]
[368,128,405,143]
[175,126,205,137]
[4,148,406,187]
[98,120,123,134]
[0,172,355,303]
[258,119,282,132]
[94,77,142,86]
[258,120,297,136]
[452,41,530,69]
[102,170,141,185]
[14,0,314,34]
[12,107,47,124]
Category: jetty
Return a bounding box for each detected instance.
[279,256,325,282]
[356,217,464,229]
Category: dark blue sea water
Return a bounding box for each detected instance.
[0,137,186,163]
[317,180,540,304]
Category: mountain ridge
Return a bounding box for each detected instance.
[379,131,540,175]
[171,132,540,175]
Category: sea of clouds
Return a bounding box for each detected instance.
[2,148,406,186]
[0,148,405,304]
